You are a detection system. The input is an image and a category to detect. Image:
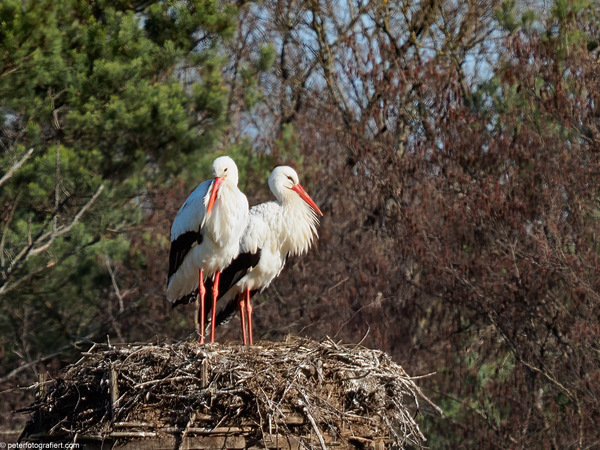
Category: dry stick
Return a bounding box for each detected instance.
[200,357,209,389]
[109,363,119,414]
[297,389,327,450]
[353,325,371,349]
[302,404,327,450]
[253,395,270,450]
[181,412,196,447]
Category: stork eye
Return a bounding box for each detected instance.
[224,168,228,172]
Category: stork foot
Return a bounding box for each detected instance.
[238,294,248,345]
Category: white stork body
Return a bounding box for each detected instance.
[166,156,248,343]
[208,166,322,345]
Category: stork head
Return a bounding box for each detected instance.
[269,166,323,216]
[211,156,239,185]
[207,156,239,214]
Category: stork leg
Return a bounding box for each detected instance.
[245,289,253,346]
[197,269,206,344]
[210,271,221,344]
[238,293,248,345]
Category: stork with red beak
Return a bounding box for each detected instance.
[206,166,323,345]
[166,156,249,344]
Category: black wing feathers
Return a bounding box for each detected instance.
[171,248,262,334]
[203,250,261,325]
[209,250,262,297]
[171,249,260,309]
[168,230,203,281]
[172,290,198,307]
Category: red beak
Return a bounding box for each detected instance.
[291,183,323,216]
[207,177,224,215]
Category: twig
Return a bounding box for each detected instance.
[0,348,70,384]
[28,184,104,256]
[54,144,61,236]
[134,375,198,389]
[0,236,100,296]
[0,147,34,188]
[353,325,370,349]
[334,292,385,338]
[104,256,125,312]
[302,403,327,450]
[0,184,104,295]
[0,190,23,269]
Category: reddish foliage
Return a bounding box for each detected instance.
[249,14,600,447]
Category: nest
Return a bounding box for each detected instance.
[22,336,442,449]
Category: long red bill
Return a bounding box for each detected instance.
[291,183,323,216]
[207,177,224,215]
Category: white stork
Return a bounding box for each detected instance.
[166,156,249,344]
[205,166,323,345]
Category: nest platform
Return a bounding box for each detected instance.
[21,336,442,449]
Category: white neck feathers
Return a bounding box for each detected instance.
[279,193,320,257]
[204,181,246,247]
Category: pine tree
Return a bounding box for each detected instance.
[0,0,237,359]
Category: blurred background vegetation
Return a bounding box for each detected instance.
[2,0,600,447]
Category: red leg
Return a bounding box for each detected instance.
[195,296,201,341]
[198,269,206,344]
[238,293,247,345]
[210,271,221,344]
[245,289,253,346]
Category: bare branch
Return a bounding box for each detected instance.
[0,147,34,188]
[29,184,105,257]
[308,4,354,124]
[0,184,104,294]
[0,236,100,296]
[0,190,23,269]
[54,144,61,235]
[104,256,125,313]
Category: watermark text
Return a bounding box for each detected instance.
[2,443,80,449]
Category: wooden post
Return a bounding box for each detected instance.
[37,372,47,401]
[201,357,209,389]
[109,363,119,417]
[373,439,386,450]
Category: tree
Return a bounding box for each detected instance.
[0,0,237,378]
